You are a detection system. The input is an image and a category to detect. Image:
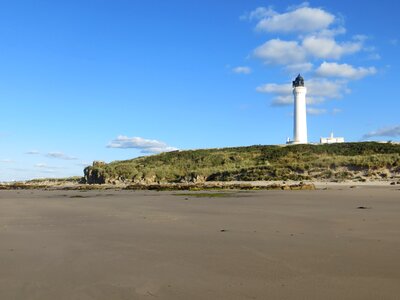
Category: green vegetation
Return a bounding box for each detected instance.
[26,176,83,184]
[84,142,400,184]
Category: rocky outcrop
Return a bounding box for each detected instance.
[84,161,107,184]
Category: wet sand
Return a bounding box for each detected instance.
[1,187,400,299]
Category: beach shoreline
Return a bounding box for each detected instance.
[1,179,399,191]
[1,186,400,299]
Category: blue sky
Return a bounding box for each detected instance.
[0,0,399,181]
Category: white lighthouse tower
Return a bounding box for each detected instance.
[292,74,308,144]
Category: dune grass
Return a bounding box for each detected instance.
[84,142,400,184]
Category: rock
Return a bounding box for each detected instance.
[84,165,106,184]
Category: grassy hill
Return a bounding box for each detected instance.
[84,142,400,184]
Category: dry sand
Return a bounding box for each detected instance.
[0,186,400,299]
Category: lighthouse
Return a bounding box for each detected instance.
[292,74,308,144]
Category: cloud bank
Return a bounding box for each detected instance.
[107,136,179,154]
[46,152,78,160]
[25,150,78,160]
[315,62,376,79]
[25,150,40,155]
[257,78,348,106]
[0,159,14,163]
[255,6,335,33]
[232,66,252,74]
[363,125,400,139]
[242,3,379,112]
[307,108,327,115]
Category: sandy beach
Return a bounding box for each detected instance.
[1,186,400,299]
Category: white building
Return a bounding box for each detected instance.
[287,74,308,144]
[320,132,345,144]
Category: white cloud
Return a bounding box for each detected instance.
[256,7,335,33]
[34,163,64,173]
[271,95,293,106]
[302,36,362,59]
[25,150,78,160]
[315,62,376,79]
[256,83,292,95]
[332,108,342,114]
[249,4,373,70]
[317,26,346,38]
[270,95,326,106]
[243,3,378,116]
[257,78,347,99]
[253,36,364,65]
[35,163,49,168]
[353,34,368,42]
[257,78,348,106]
[0,159,14,163]
[46,152,78,160]
[241,7,276,21]
[363,125,400,139]
[107,136,178,154]
[307,108,327,115]
[254,39,306,65]
[287,2,310,11]
[34,163,62,169]
[232,66,252,74]
[26,150,40,155]
[307,78,348,99]
[361,44,380,60]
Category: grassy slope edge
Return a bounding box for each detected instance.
[84,142,400,184]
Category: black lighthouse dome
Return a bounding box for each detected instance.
[292,74,304,87]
